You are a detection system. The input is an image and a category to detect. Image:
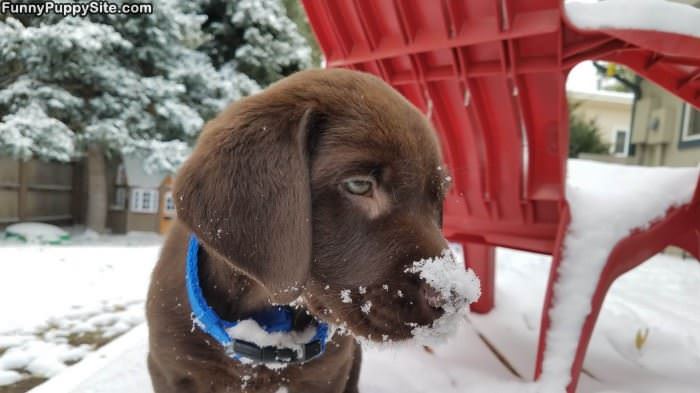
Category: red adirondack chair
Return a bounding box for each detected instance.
[301,1,700,392]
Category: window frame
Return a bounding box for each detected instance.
[130,188,159,214]
[115,164,127,186]
[163,190,176,217]
[611,128,630,157]
[111,186,127,211]
[681,104,700,142]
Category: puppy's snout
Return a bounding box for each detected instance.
[420,282,447,310]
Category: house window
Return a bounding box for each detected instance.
[115,164,127,186]
[681,104,700,142]
[130,188,159,214]
[612,129,629,156]
[163,191,176,216]
[111,187,127,210]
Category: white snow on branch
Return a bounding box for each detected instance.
[122,139,191,175]
[565,0,700,39]
[154,100,204,137]
[0,104,75,162]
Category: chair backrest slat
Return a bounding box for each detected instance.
[302,0,700,255]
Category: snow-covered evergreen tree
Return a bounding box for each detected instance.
[0,0,311,231]
[196,0,312,86]
[0,1,226,172]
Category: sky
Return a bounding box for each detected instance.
[567,61,602,93]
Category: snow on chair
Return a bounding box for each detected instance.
[301,0,700,392]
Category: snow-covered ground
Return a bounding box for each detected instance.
[1,160,699,393]
[0,231,161,389]
[363,249,700,393]
[21,249,700,393]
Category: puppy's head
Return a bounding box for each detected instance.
[175,69,452,342]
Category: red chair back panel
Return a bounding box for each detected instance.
[302,0,700,254]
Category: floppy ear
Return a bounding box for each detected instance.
[174,94,317,302]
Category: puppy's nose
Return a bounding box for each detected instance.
[420,283,447,309]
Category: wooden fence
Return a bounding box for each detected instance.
[0,157,81,228]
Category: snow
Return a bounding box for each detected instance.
[340,289,352,303]
[538,160,699,390]
[4,222,70,244]
[405,249,481,344]
[231,0,312,85]
[23,248,700,393]
[225,320,317,360]
[2,160,699,392]
[0,370,23,386]
[0,231,160,386]
[0,0,306,174]
[123,139,191,175]
[565,0,700,39]
[360,301,373,314]
[0,104,76,162]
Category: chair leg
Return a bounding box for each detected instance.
[462,243,495,313]
[564,274,615,392]
[536,248,616,393]
[534,205,570,381]
[671,227,700,260]
[535,204,571,382]
[534,200,694,392]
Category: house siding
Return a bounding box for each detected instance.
[125,212,160,232]
[630,82,700,167]
[627,75,699,260]
[569,96,632,155]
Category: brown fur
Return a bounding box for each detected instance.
[146,69,451,393]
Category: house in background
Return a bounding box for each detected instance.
[0,155,177,235]
[565,55,699,260]
[620,70,700,260]
[106,156,175,235]
[625,0,700,167]
[628,80,700,167]
[568,89,634,157]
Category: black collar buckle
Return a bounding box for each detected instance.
[230,339,324,364]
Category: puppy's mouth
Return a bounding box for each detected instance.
[305,250,480,344]
[373,283,449,341]
[401,249,481,344]
[312,282,448,343]
[348,250,481,344]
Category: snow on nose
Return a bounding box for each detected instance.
[420,282,447,309]
[404,249,481,344]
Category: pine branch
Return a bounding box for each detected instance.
[592,61,641,99]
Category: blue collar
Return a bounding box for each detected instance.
[185,234,329,363]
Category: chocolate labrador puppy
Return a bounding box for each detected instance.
[146,68,453,393]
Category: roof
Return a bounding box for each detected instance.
[567,90,634,106]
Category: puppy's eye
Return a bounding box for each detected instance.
[343,177,374,196]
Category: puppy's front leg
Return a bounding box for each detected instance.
[342,343,362,393]
[147,354,199,393]
[287,340,362,393]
